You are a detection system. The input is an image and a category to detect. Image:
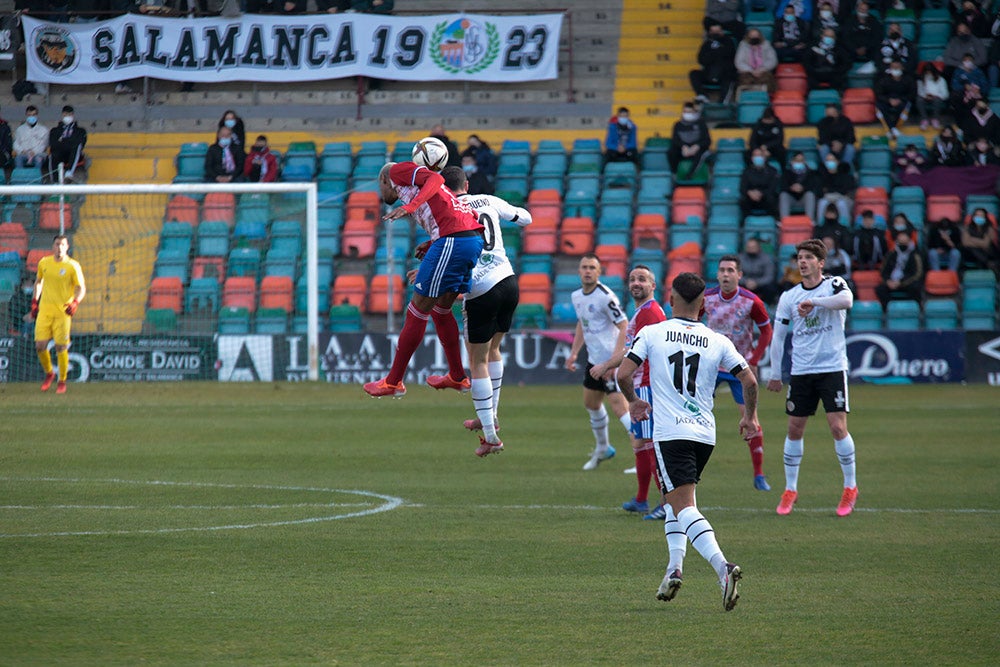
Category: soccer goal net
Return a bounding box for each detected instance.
[0,182,324,382]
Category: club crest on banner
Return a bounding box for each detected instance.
[430,18,499,74]
[33,25,78,75]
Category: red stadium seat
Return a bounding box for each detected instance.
[192,256,226,283]
[368,274,405,314]
[148,276,184,313]
[165,195,200,225]
[671,187,707,226]
[852,270,881,302]
[38,202,73,231]
[559,216,594,255]
[202,193,235,226]
[346,191,381,222]
[842,88,877,124]
[771,90,806,126]
[341,218,378,258]
[923,270,960,297]
[779,215,814,247]
[776,63,808,93]
[521,213,559,254]
[632,213,668,251]
[927,195,962,224]
[595,243,628,280]
[26,248,47,273]
[518,272,553,311]
[259,275,294,312]
[222,276,257,313]
[854,187,889,220]
[0,222,29,258]
[528,189,563,221]
[331,274,368,310]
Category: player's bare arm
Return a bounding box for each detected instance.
[565,320,584,372]
[616,357,649,422]
[736,366,761,439]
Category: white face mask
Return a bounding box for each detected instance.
[63,116,74,125]
[617,116,629,124]
[681,112,697,122]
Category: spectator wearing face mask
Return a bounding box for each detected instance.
[810,1,839,40]
[243,135,279,183]
[205,126,246,183]
[779,152,819,221]
[748,106,786,166]
[604,106,639,165]
[942,24,987,77]
[887,213,918,251]
[916,65,948,130]
[930,126,968,167]
[460,134,497,183]
[874,60,915,139]
[47,105,87,184]
[926,217,964,272]
[961,207,1000,273]
[843,2,882,65]
[13,105,47,170]
[772,4,810,63]
[966,136,1000,165]
[805,28,850,90]
[690,25,737,101]
[774,0,814,23]
[460,154,493,195]
[735,29,778,94]
[879,23,917,74]
[668,102,712,179]
[217,110,246,150]
[959,98,1000,142]
[739,147,781,217]
[817,103,857,165]
[851,209,887,271]
[813,202,851,248]
[875,230,924,310]
[955,0,990,38]
[816,153,856,224]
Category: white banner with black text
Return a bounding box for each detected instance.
[23,12,562,85]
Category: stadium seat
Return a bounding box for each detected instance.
[345,191,381,223]
[0,222,29,258]
[145,308,178,332]
[632,213,668,251]
[552,272,579,304]
[329,303,363,332]
[923,270,960,297]
[512,303,548,329]
[965,194,1000,219]
[738,90,769,125]
[923,299,959,329]
[254,308,289,334]
[779,215,814,247]
[927,195,962,224]
[854,187,889,220]
[185,277,221,313]
[340,219,378,258]
[498,153,532,177]
[771,90,806,126]
[232,218,268,246]
[550,301,577,326]
[501,139,532,155]
[807,90,841,124]
[297,275,330,316]
[519,254,552,275]
[963,269,997,289]
[148,276,184,313]
[776,63,808,93]
[518,273,553,311]
[671,187,707,225]
[154,251,189,284]
[38,202,73,231]
[841,88,877,124]
[165,195,200,224]
[331,274,367,310]
[852,270,881,302]
[159,221,194,256]
[259,275,294,312]
[218,306,251,334]
[202,193,236,227]
[594,244,628,280]
[26,248,46,274]
[559,216,595,255]
[603,161,638,190]
[222,276,257,313]
[368,274,405,314]
[521,213,559,254]
[192,256,225,283]
[227,247,261,278]
[849,300,883,330]
[527,189,563,221]
[886,300,921,330]
[666,242,703,283]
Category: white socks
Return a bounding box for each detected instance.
[488,360,503,415]
[665,505,688,574]
[677,506,728,583]
[618,412,632,434]
[783,437,804,492]
[471,377,497,442]
[835,434,857,488]
[587,405,610,450]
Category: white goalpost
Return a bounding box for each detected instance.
[0,182,322,381]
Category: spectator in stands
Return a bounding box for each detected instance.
[430,124,461,169]
[961,207,1000,272]
[942,24,987,76]
[668,101,712,179]
[8,275,35,337]
[888,212,918,249]
[810,2,840,40]
[13,105,47,169]
[843,2,883,67]
[930,125,968,166]
[748,106,786,166]
[690,24,737,101]
[460,154,493,196]
[950,54,991,123]
[317,0,351,11]
[876,230,924,310]
[204,126,245,183]
[778,249,804,291]
[817,103,857,165]
[739,237,780,303]
[0,106,13,178]
[735,29,778,94]
[243,134,278,183]
[772,4,810,63]
[805,28,850,90]
[916,65,948,130]
[775,0,814,22]
[816,153,856,223]
[879,23,917,74]
[894,143,928,178]
[966,136,1000,165]
[822,235,853,284]
[780,151,819,220]
[851,209,887,270]
[351,0,393,12]
[987,33,1000,89]
[604,106,639,165]
[955,0,990,38]
[460,134,497,185]
[703,0,745,41]
[740,147,781,217]
[217,110,245,150]
[814,202,851,248]
[959,98,1000,143]
[245,0,306,13]
[46,105,86,184]
[874,60,915,139]
[926,216,964,272]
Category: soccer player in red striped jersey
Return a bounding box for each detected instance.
[364,161,484,398]
[703,254,774,491]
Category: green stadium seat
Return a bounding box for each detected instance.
[255,308,289,334]
[218,306,251,334]
[512,303,548,329]
[145,308,178,332]
[329,303,363,332]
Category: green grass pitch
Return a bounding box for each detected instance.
[1,382,997,665]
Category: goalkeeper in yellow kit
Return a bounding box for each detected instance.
[31,235,86,394]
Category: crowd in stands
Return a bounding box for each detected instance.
[1,103,87,184]
[12,0,392,18]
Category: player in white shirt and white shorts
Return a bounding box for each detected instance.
[767,239,859,517]
[618,272,759,612]
[565,254,632,471]
[440,166,532,457]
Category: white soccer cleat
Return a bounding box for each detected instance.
[656,570,683,602]
[722,563,742,611]
[582,445,615,471]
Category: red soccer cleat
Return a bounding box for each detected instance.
[836,487,858,517]
[475,435,504,458]
[363,378,406,398]
[776,489,798,515]
[55,381,67,395]
[426,373,471,393]
[463,417,500,432]
[40,372,56,392]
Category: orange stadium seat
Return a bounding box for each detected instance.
[148,276,184,313]
[26,248,47,273]
[202,193,236,226]
[522,213,559,254]
[331,274,368,310]
[779,215,814,247]
[854,187,889,220]
[518,272,553,311]
[666,241,703,283]
[771,90,806,126]
[924,270,960,297]
[632,213,668,251]
[528,189,563,221]
[852,270,881,302]
[671,187,706,225]
[38,202,73,231]
[559,216,594,255]
[259,275,294,312]
[165,195,200,225]
[346,191,381,223]
[842,88,877,124]
[341,218,378,258]
[927,195,962,223]
[192,256,226,283]
[368,274,405,314]
[222,276,257,313]
[595,243,628,280]
[776,63,808,93]
[0,222,29,258]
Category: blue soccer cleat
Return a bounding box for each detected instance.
[643,504,667,521]
[622,497,649,513]
[753,475,771,491]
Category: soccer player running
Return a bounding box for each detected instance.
[31,234,85,394]
[565,254,632,471]
[364,162,484,398]
[440,166,532,457]
[703,254,774,491]
[617,272,758,611]
[766,239,858,517]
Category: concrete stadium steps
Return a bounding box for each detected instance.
[71,194,166,335]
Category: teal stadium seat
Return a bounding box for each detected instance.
[197,221,230,257]
[923,300,959,329]
[849,301,883,330]
[885,300,921,330]
[218,307,251,334]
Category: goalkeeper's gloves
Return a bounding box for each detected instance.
[30,298,39,320]
[65,299,79,316]
[414,240,432,260]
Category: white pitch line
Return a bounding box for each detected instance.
[0,503,373,510]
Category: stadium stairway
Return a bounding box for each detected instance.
[71,194,167,334]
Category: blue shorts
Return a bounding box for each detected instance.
[630,384,654,440]
[715,371,744,405]
[413,233,484,298]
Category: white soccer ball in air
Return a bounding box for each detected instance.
[411,137,449,172]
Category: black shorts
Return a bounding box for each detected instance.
[463,275,519,345]
[583,362,620,393]
[786,370,850,417]
[655,439,715,493]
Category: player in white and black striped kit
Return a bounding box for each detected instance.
[767,238,858,517]
[617,272,758,611]
[565,254,633,471]
[441,166,531,457]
